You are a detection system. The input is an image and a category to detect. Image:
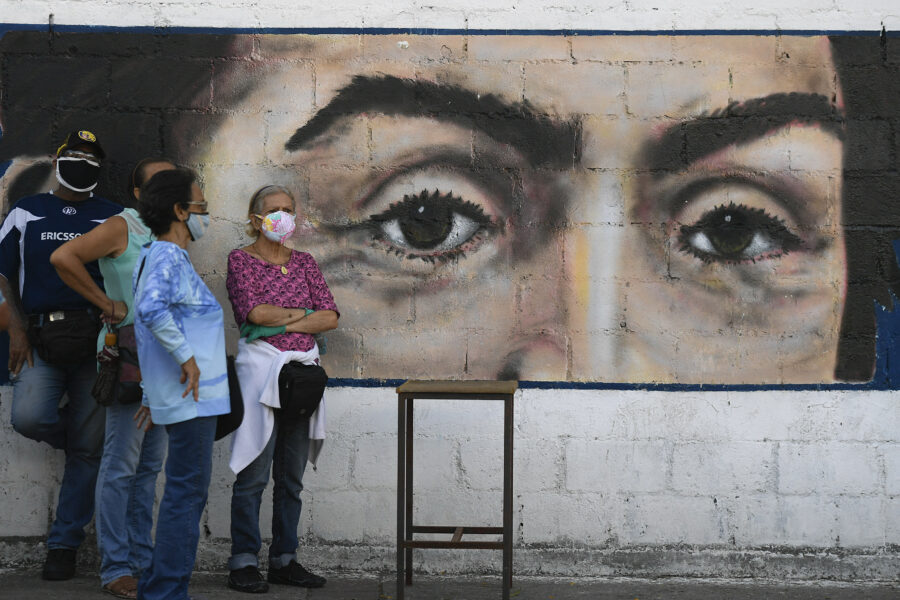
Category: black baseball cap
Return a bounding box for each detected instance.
[56,129,106,159]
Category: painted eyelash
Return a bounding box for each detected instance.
[677,202,803,265]
[366,189,498,263]
[369,190,491,226]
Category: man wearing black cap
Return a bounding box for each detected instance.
[0,130,121,580]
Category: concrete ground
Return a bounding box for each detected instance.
[0,570,897,600]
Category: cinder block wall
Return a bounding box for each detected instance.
[2,387,898,579]
[0,0,898,582]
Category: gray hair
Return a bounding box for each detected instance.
[246,184,295,237]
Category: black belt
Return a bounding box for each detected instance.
[28,308,99,327]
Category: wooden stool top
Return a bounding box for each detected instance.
[396,380,518,395]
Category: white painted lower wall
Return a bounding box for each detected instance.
[1,385,897,580]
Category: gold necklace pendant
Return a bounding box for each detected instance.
[281,265,288,275]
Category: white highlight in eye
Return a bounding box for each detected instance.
[690,232,714,254]
[380,213,482,252]
[690,231,776,259]
[743,232,773,257]
[437,213,482,251]
[381,220,406,246]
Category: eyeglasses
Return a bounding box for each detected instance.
[186,201,209,213]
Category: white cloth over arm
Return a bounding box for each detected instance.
[229,338,327,474]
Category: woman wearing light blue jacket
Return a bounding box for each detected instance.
[132,167,229,600]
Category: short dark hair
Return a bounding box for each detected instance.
[128,157,175,203]
[138,168,196,237]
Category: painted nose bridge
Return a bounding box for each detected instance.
[501,247,570,381]
[564,165,628,382]
[494,163,628,382]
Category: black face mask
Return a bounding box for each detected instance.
[56,157,101,192]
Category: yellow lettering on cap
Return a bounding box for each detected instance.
[77,130,96,142]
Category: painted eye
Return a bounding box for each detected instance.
[678,202,802,263]
[367,189,498,262]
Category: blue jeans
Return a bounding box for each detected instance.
[96,402,167,586]
[137,416,216,600]
[10,354,104,550]
[229,416,310,570]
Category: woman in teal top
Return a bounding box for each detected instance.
[52,158,174,599]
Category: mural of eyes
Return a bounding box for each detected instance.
[367,189,499,263]
[325,162,512,275]
[678,202,803,264]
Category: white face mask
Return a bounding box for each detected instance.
[55,156,101,192]
[185,213,210,241]
[255,210,297,244]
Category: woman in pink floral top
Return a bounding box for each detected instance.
[224,184,338,593]
[227,246,339,348]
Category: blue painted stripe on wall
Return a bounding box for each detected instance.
[327,377,887,391]
[0,24,894,35]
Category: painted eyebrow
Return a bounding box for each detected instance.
[643,92,844,175]
[285,75,578,168]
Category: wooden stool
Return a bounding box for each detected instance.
[396,380,518,600]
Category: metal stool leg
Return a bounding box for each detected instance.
[397,393,407,600]
[502,393,514,599]
[405,397,414,585]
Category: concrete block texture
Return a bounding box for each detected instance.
[1,30,890,387]
[2,386,897,580]
[565,440,668,493]
[777,443,882,495]
[0,21,899,582]
[351,435,397,490]
[885,444,900,496]
[0,0,898,30]
[670,441,775,494]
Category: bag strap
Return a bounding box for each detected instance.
[135,242,151,288]
[136,255,148,283]
[132,248,150,306]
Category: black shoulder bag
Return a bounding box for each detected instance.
[215,355,245,440]
[28,310,102,366]
[277,361,327,422]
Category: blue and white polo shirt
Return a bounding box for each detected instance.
[0,192,121,315]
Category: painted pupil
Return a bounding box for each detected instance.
[678,201,802,263]
[365,188,495,262]
[371,190,471,250]
[398,195,454,249]
[704,208,754,255]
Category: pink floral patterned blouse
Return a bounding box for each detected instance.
[226,248,339,352]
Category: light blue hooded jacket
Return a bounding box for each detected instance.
[133,240,229,425]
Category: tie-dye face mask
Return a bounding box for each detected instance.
[256,210,296,244]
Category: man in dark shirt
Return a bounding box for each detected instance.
[0,130,121,581]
